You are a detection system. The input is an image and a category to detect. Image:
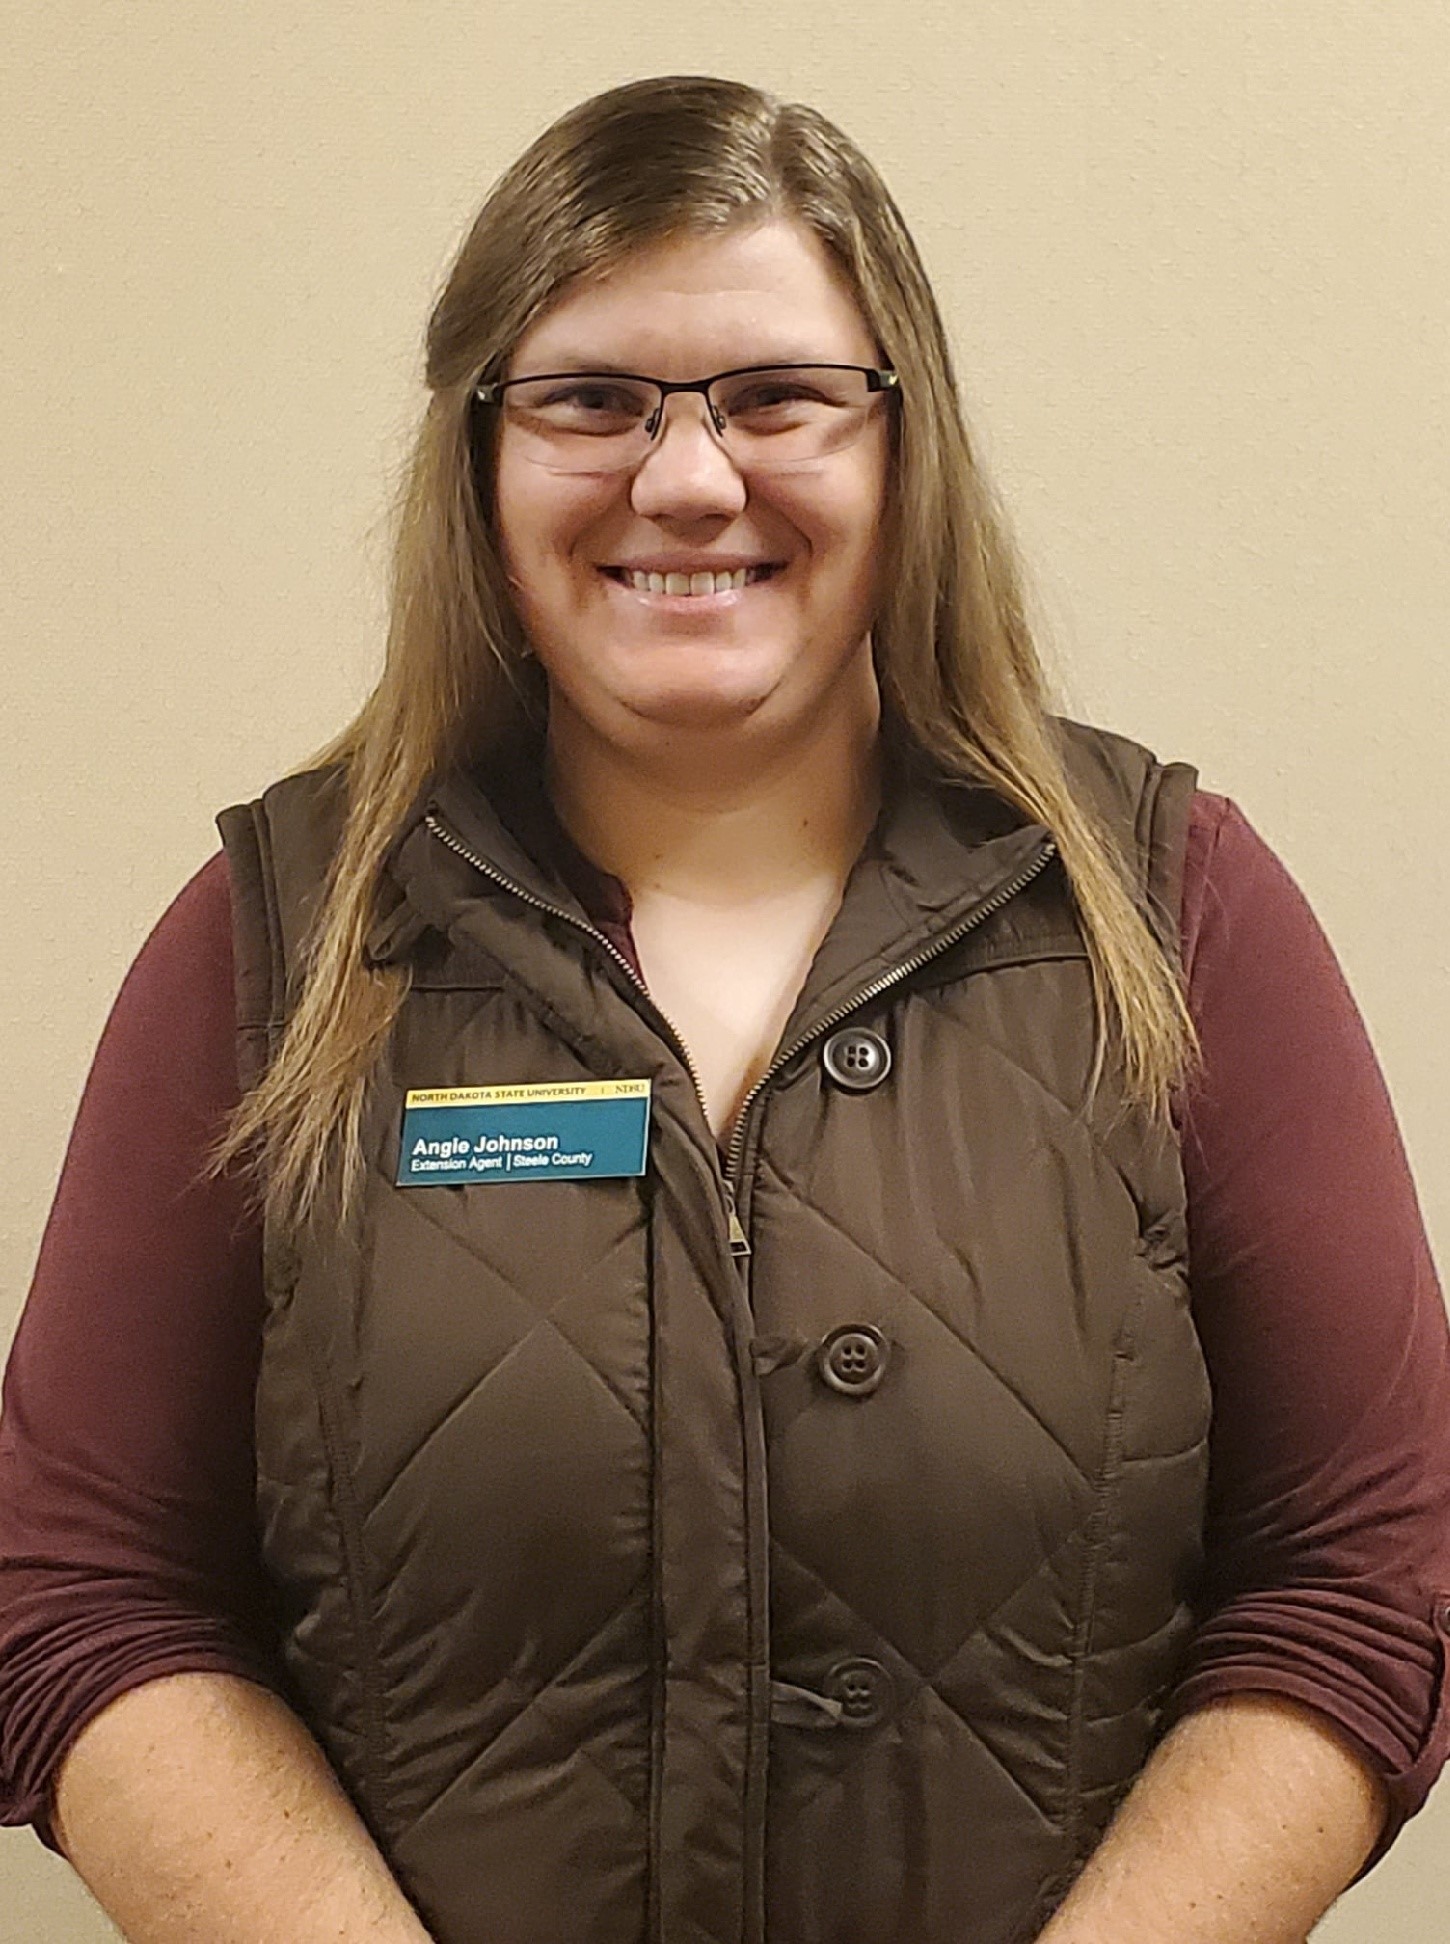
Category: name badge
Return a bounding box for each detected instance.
[396,1079,651,1187]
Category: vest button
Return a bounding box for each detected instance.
[818,1324,889,1397]
[824,1657,893,1729]
[821,1027,891,1092]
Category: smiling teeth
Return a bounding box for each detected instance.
[623,566,765,595]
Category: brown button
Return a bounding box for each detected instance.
[824,1657,893,1729]
[822,1027,891,1092]
[818,1324,889,1397]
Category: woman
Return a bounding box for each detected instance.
[2,75,1447,1944]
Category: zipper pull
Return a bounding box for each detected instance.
[724,1181,752,1259]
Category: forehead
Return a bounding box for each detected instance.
[509,217,876,376]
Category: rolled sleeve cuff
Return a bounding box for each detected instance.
[0,1610,288,1847]
[1163,1589,1450,1869]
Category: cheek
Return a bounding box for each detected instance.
[771,458,886,573]
[496,467,616,586]
[494,440,561,556]
[843,428,890,543]
[490,454,532,580]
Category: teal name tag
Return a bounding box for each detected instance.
[396,1079,651,1187]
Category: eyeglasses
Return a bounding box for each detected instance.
[474,362,900,474]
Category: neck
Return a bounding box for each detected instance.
[545,686,883,907]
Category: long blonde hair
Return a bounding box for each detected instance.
[218,74,1195,1227]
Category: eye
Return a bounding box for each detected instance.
[544,382,639,413]
[507,376,653,434]
[734,380,820,410]
[716,369,854,424]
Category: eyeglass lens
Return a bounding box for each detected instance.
[499,366,885,473]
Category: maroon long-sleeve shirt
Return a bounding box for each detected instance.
[3,791,1449,1859]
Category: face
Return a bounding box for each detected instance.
[491,218,890,753]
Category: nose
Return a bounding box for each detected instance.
[628,392,748,521]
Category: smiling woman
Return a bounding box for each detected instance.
[3,70,1448,1944]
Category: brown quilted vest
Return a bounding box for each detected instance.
[219,718,1209,1944]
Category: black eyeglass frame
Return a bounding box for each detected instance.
[474,362,900,442]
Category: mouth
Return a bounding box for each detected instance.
[599,562,785,604]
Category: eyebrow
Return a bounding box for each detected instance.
[526,357,635,374]
[515,352,836,375]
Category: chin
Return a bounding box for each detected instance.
[619,683,776,735]
[597,646,789,734]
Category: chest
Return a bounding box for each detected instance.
[280,949,1198,1522]
[627,880,846,1137]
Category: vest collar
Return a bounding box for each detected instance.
[374,740,1062,1041]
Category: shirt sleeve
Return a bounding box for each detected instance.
[1167,791,1450,1856]
[0,853,282,1841]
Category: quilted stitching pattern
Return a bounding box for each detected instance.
[361,1173,648,1515]
[241,735,1207,1944]
[282,1013,659,1840]
[756,1150,1096,1485]
[746,979,1204,1938]
[768,1528,1088,1830]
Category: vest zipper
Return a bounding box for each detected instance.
[423,808,722,1167]
[426,810,1056,1250]
[723,1178,751,1258]
[721,836,1058,1186]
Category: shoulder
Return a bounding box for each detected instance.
[1052,715,1184,796]
[216,764,351,1021]
[1179,790,1338,987]
[1050,716,1200,932]
[1176,793,1409,1179]
[63,851,240,1131]
[217,763,349,905]
[123,851,236,1014]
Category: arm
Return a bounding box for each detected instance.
[54,1673,432,1944]
[0,858,426,1935]
[1167,798,1450,1837]
[1041,795,1449,1938]
[1037,1693,1386,1943]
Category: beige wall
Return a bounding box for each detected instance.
[4,4,1446,1937]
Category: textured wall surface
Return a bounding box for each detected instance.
[3,3,1446,1937]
